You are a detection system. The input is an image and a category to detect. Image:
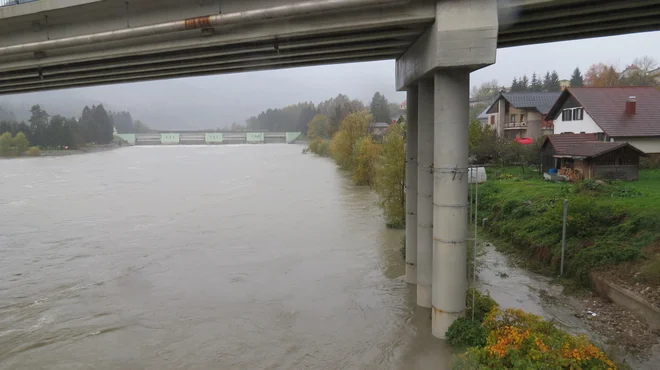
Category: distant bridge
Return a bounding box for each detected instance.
[116,132,303,146]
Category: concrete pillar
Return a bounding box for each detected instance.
[432,68,470,338]
[405,87,419,285]
[416,79,434,308]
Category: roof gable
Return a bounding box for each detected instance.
[544,133,597,153]
[543,133,646,158]
[485,92,561,116]
[548,87,660,137]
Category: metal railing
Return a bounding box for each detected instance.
[1,0,38,7]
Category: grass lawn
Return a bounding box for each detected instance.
[477,167,660,286]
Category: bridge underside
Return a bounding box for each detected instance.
[0,0,659,94]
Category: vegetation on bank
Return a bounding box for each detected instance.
[307,110,406,228]
[0,104,152,157]
[448,290,617,369]
[479,168,660,286]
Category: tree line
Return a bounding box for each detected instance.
[243,92,404,134]
[509,70,562,92]
[0,104,151,156]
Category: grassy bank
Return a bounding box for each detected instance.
[477,168,660,287]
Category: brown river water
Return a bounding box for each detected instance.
[0,145,453,370]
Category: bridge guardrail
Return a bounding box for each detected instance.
[1,0,38,7]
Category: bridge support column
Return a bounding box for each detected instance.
[395,0,498,338]
[416,79,434,307]
[432,68,469,338]
[405,87,419,285]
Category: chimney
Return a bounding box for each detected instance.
[625,96,637,115]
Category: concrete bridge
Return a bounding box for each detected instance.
[2,0,660,339]
[116,131,302,145]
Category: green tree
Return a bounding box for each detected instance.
[93,104,114,144]
[352,137,380,186]
[307,114,331,139]
[542,72,552,92]
[12,132,29,155]
[29,105,49,147]
[0,131,13,156]
[570,67,584,87]
[510,77,520,92]
[330,111,372,169]
[370,92,391,123]
[374,122,406,228]
[519,75,529,92]
[549,70,562,91]
[530,73,543,92]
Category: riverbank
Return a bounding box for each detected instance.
[478,168,660,297]
[39,142,126,157]
[476,241,660,369]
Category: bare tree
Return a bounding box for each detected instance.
[633,56,658,74]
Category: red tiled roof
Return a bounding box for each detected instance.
[542,133,597,153]
[547,87,660,137]
[543,134,646,158]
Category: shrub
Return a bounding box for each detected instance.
[352,137,380,186]
[465,288,498,322]
[308,138,330,157]
[374,122,405,228]
[26,146,41,157]
[460,308,617,369]
[446,317,488,348]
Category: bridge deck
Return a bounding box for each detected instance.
[0,0,659,94]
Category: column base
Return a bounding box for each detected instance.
[405,264,417,284]
[432,308,463,339]
[417,284,432,308]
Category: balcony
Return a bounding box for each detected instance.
[504,121,528,130]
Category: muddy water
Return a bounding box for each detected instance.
[0,145,454,370]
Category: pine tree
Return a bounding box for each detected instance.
[549,70,562,92]
[520,75,529,92]
[570,67,584,87]
[370,92,391,123]
[530,73,543,92]
[510,77,519,92]
[542,72,552,91]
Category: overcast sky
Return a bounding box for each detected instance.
[3,31,660,129]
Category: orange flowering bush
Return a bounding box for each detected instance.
[459,308,617,369]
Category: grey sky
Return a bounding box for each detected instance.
[2,31,659,130]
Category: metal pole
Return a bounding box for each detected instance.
[561,199,568,276]
[472,176,478,321]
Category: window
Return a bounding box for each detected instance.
[574,108,584,120]
[596,132,606,141]
[510,115,516,123]
[520,114,525,123]
[562,108,584,121]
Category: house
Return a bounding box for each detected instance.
[620,64,642,79]
[477,105,489,126]
[541,134,646,181]
[545,87,660,154]
[484,92,561,139]
[399,100,407,110]
[369,121,391,138]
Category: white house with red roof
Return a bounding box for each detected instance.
[546,87,660,154]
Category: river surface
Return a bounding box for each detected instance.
[0,145,452,370]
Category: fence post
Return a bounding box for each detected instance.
[560,199,568,276]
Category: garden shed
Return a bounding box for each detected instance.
[541,134,646,181]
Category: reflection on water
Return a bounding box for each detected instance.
[0,145,452,370]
